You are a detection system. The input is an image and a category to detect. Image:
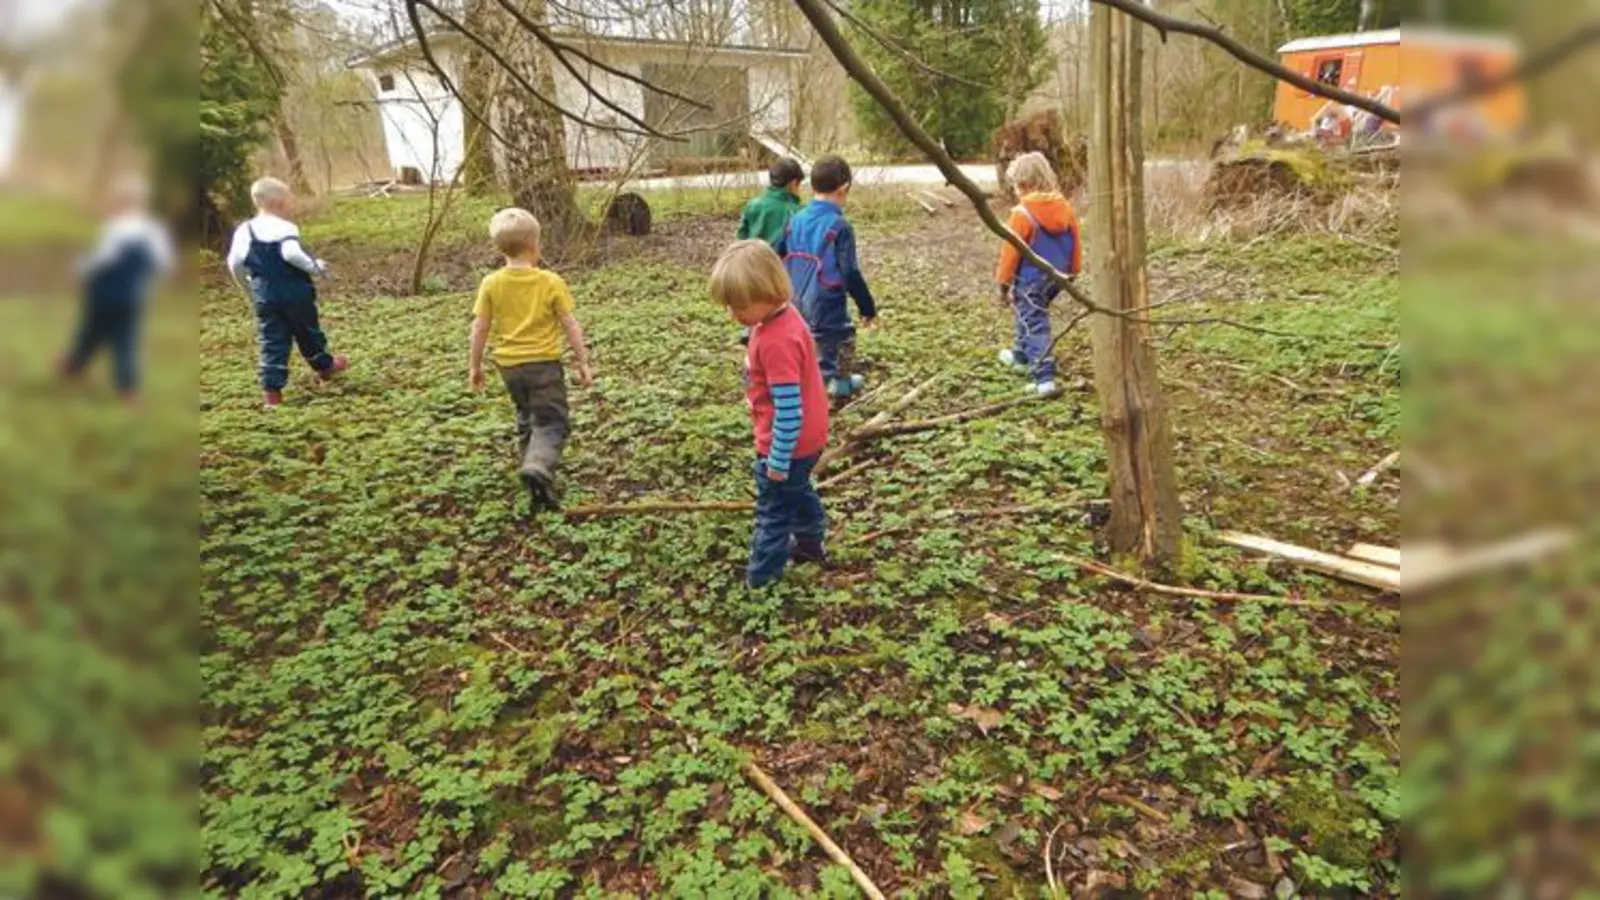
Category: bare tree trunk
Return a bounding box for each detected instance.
[1358,0,1376,31]
[1086,3,1182,565]
[459,0,500,196]
[275,114,313,195]
[497,0,581,250]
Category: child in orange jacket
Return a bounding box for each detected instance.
[994,152,1082,395]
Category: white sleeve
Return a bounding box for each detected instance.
[279,234,323,276]
[144,220,176,274]
[226,226,251,289]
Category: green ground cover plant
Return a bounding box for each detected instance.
[197,197,1398,897]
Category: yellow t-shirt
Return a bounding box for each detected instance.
[472,267,575,366]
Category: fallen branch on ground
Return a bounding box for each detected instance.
[815,458,875,492]
[1355,451,1400,489]
[744,763,889,900]
[564,500,753,519]
[814,373,944,476]
[852,391,1056,441]
[1097,789,1172,824]
[1407,529,1575,592]
[1346,543,1400,568]
[1217,531,1400,592]
[1062,555,1330,606]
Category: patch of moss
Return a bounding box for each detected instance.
[957,837,1021,897]
[1277,779,1376,869]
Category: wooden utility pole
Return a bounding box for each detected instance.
[1086,3,1183,565]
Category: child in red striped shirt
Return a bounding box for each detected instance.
[710,240,831,588]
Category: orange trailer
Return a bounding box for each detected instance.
[1272,28,1527,138]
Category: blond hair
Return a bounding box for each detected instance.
[710,240,790,311]
[489,207,541,257]
[250,177,292,209]
[1005,152,1058,194]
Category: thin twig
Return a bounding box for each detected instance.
[1097,789,1172,824]
[824,0,992,90]
[816,458,874,492]
[1088,0,1399,123]
[563,500,753,519]
[1061,555,1332,607]
[744,763,890,900]
[1409,17,1600,120]
[851,392,1055,441]
[815,373,944,476]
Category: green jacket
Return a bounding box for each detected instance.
[737,186,803,250]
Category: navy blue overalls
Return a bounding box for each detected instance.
[242,226,333,391]
[65,238,158,393]
[1010,208,1077,384]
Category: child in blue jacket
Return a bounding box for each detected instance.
[782,155,878,400]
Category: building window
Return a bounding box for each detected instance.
[378,73,396,93]
[1314,56,1344,88]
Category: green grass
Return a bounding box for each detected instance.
[195,214,1399,897]
[0,192,95,248]
[304,184,922,255]
[0,294,195,899]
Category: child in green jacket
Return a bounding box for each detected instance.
[738,157,804,250]
[736,157,805,345]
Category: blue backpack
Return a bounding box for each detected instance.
[1015,207,1076,295]
[782,220,844,326]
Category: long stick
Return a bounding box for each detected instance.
[816,458,874,492]
[743,763,888,900]
[815,373,944,477]
[1062,555,1330,606]
[852,392,1054,441]
[1216,531,1400,592]
[564,500,753,519]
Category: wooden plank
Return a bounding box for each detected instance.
[1346,542,1401,567]
[1217,531,1400,592]
[1406,530,1574,592]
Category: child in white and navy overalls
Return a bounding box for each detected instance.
[60,178,174,402]
[225,177,348,408]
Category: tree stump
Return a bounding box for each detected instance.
[603,192,652,236]
[991,110,1088,203]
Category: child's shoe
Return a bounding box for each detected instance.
[263,389,284,409]
[791,536,829,567]
[1024,380,1059,396]
[520,469,560,512]
[829,374,866,398]
[998,349,1028,370]
[317,355,350,381]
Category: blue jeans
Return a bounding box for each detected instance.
[1011,284,1056,383]
[813,332,856,395]
[748,454,826,587]
[251,285,334,391]
[65,292,142,392]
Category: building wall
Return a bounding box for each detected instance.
[367,67,466,183]
[364,42,800,182]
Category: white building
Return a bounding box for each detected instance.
[349,32,806,184]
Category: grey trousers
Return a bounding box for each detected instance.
[498,360,569,479]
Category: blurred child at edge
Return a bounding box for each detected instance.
[59,176,175,403]
[711,240,830,589]
[469,207,594,513]
[993,152,1081,396]
[225,177,349,409]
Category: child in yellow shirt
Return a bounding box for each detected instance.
[468,208,594,512]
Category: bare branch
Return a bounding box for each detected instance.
[822,0,991,91]
[790,0,1122,323]
[402,0,516,152]
[490,0,712,112]
[407,0,667,139]
[1087,0,1400,123]
[1409,16,1600,120]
